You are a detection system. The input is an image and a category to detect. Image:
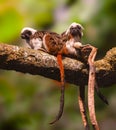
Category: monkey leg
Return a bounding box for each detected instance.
[50,54,65,124]
[78,85,90,130]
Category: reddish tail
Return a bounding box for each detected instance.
[57,54,65,85]
[50,54,65,124]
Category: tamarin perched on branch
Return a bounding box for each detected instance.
[61,23,108,129]
[21,22,108,129]
[21,27,65,124]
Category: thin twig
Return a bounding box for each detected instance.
[78,85,90,130]
[87,46,100,130]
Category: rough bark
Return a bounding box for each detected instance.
[0,43,116,87]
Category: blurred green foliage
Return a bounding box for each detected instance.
[0,0,116,130]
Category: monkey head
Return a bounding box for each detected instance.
[65,22,84,39]
[21,27,37,43]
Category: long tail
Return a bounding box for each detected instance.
[50,54,65,124]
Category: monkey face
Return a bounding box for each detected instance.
[21,27,37,42]
[70,24,83,38]
[65,22,84,38]
[21,30,32,40]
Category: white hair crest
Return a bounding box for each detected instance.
[21,27,37,35]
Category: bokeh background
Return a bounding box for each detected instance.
[0,0,116,130]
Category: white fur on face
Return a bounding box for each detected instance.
[21,27,37,35]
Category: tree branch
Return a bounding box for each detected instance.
[0,43,116,87]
